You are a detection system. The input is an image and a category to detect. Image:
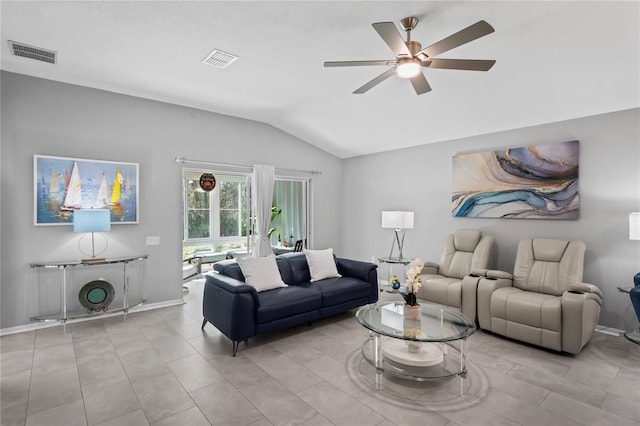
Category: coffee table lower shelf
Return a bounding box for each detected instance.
[360,335,468,381]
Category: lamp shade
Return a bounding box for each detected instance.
[74,209,111,233]
[381,211,414,229]
[630,212,640,240]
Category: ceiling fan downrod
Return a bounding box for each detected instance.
[400,17,422,56]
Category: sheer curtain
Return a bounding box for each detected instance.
[252,164,275,257]
[273,180,305,245]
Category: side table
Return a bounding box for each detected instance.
[30,255,148,322]
[378,257,413,290]
[617,286,640,344]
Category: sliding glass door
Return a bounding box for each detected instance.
[271,179,309,249]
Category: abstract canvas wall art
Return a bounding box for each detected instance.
[34,155,139,225]
[452,140,579,219]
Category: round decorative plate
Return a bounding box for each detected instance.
[199,173,216,192]
[78,279,115,313]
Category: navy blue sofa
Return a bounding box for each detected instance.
[201,252,378,355]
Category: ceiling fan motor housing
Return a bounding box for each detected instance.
[405,40,422,57]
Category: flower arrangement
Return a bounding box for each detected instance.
[402,258,424,306]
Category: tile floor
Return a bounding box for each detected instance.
[1,279,639,426]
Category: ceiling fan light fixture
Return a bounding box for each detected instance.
[396,58,421,78]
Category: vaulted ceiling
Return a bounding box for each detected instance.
[2,1,638,158]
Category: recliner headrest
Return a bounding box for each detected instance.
[453,229,482,252]
[532,239,569,262]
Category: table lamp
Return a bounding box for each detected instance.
[74,209,111,263]
[381,211,414,260]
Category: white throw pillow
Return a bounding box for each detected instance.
[236,255,287,292]
[304,248,342,282]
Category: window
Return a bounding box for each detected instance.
[182,169,311,260]
[185,178,210,239]
[182,171,249,259]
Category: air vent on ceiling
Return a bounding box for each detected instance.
[8,40,57,64]
[202,49,238,69]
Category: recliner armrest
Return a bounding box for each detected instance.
[567,282,603,300]
[486,270,513,280]
[469,268,489,277]
[421,262,439,274]
[477,275,514,330]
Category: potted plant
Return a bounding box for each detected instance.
[402,258,424,320]
[267,206,282,240]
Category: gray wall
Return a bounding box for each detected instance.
[342,108,640,331]
[2,70,639,332]
[1,71,343,329]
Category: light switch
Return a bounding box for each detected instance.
[146,236,160,246]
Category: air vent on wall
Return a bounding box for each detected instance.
[202,49,238,69]
[8,40,57,64]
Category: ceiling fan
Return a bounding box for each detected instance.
[324,17,496,95]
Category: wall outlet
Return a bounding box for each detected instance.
[146,236,160,246]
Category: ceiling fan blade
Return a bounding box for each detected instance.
[372,22,412,57]
[417,20,495,58]
[409,73,432,95]
[353,67,397,94]
[426,58,496,71]
[324,60,397,67]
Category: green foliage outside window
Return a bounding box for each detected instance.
[186,180,210,239]
[219,181,247,237]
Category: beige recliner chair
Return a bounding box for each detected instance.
[477,238,602,354]
[416,229,495,322]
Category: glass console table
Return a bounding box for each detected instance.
[30,255,148,322]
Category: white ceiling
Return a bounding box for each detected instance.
[2,1,638,159]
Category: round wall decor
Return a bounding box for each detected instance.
[199,173,216,192]
[78,279,115,313]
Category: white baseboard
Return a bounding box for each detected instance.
[595,325,625,337]
[0,298,185,336]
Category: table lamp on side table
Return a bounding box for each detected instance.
[625,212,640,344]
[381,211,414,260]
[74,209,111,263]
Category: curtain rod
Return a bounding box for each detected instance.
[175,157,321,175]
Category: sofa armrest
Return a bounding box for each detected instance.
[205,271,255,295]
[202,273,258,342]
[336,258,376,282]
[336,258,379,303]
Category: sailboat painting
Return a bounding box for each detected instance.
[34,155,139,225]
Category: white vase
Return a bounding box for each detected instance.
[404,304,421,321]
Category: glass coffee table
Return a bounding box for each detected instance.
[355,301,476,386]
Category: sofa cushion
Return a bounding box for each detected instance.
[304,248,342,282]
[237,255,287,292]
[302,276,370,307]
[215,256,293,285]
[491,287,561,331]
[279,252,312,285]
[256,286,322,324]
